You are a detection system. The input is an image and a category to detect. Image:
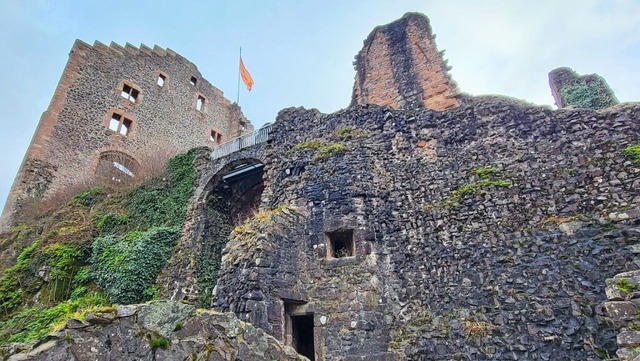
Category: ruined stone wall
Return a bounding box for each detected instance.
[549,67,619,110]
[215,98,640,360]
[351,13,459,111]
[1,40,252,230]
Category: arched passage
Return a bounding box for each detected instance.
[195,158,265,306]
[203,158,265,226]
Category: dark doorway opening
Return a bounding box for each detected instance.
[291,314,315,360]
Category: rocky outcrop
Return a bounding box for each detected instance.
[0,300,304,361]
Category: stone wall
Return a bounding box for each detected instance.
[214,97,640,360]
[1,40,252,230]
[351,13,459,111]
[549,67,619,110]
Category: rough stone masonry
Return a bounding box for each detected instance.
[3,10,639,361]
[0,40,252,231]
[212,96,639,360]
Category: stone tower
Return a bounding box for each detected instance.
[1,40,252,230]
[350,12,460,111]
[549,67,618,109]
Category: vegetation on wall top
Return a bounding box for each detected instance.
[560,81,617,110]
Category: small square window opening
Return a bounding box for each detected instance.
[326,230,354,259]
[196,96,205,111]
[157,74,166,87]
[120,84,139,102]
[107,113,133,137]
[190,76,197,86]
[210,130,223,144]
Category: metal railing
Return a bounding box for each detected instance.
[211,124,272,160]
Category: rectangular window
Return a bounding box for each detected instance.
[190,76,197,86]
[107,113,133,136]
[157,74,166,87]
[120,84,139,102]
[196,96,205,111]
[109,114,121,132]
[210,130,223,144]
[326,230,354,259]
[120,118,132,136]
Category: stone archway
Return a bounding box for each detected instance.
[94,150,140,186]
[159,144,269,306]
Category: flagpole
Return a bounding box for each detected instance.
[236,47,241,105]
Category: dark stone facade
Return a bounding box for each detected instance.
[213,97,640,360]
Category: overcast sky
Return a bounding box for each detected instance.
[1,0,639,213]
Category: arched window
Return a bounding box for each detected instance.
[95,151,139,185]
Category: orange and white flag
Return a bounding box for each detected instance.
[240,56,254,91]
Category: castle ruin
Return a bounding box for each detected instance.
[1,12,638,361]
[0,40,252,230]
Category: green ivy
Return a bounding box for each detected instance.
[560,81,616,110]
[91,227,180,304]
[72,187,104,207]
[0,150,198,344]
[95,212,129,235]
[126,150,197,230]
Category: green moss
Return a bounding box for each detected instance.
[0,239,42,315]
[173,322,184,332]
[616,278,637,293]
[423,167,512,211]
[315,143,347,160]
[150,336,170,349]
[288,140,324,154]
[288,140,348,160]
[624,145,640,163]
[40,244,83,303]
[334,127,355,140]
[0,292,108,345]
[474,167,496,179]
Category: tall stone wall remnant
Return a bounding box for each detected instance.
[1,40,253,230]
[213,97,640,360]
[549,66,619,110]
[351,12,460,111]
